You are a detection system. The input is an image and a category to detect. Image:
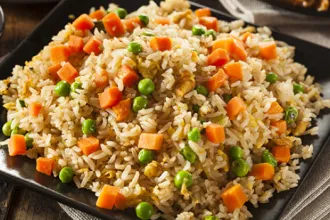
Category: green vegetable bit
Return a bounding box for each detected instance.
[231,158,249,177]
[223,94,232,103]
[128,42,143,55]
[138,149,154,165]
[19,100,26,108]
[55,81,71,97]
[59,167,74,183]
[205,29,216,40]
[174,170,193,189]
[71,82,82,93]
[142,31,155,37]
[181,145,197,164]
[266,72,278,83]
[138,79,155,95]
[187,128,201,142]
[2,121,12,136]
[116,8,127,19]
[11,126,26,136]
[284,106,298,124]
[133,96,148,112]
[192,104,200,113]
[82,119,97,135]
[293,83,304,94]
[228,146,243,160]
[93,21,106,32]
[135,202,154,220]
[192,25,206,36]
[196,86,209,97]
[138,14,149,26]
[204,216,219,220]
[262,149,277,167]
[25,133,34,148]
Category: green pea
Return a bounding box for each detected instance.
[135,202,154,220]
[266,72,278,83]
[284,106,298,124]
[11,126,25,136]
[204,216,219,220]
[293,83,304,94]
[2,121,12,136]
[174,170,193,189]
[262,149,277,167]
[138,14,149,26]
[71,82,82,93]
[231,158,249,177]
[229,146,243,160]
[138,149,154,165]
[196,86,208,97]
[19,100,26,108]
[192,104,200,113]
[205,29,216,40]
[142,31,155,37]
[181,145,197,164]
[133,96,148,112]
[55,81,71,97]
[128,42,142,55]
[116,8,127,19]
[82,119,97,135]
[25,133,34,148]
[59,167,74,183]
[192,25,205,36]
[138,79,155,95]
[187,128,201,142]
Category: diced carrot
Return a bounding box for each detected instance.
[155,17,171,25]
[50,45,71,65]
[112,98,131,122]
[83,37,103,55]
[199,16,218,32]
[114,193,127,210]
[150,37,172,52]
[68,35,84,53]
[122,17,143,32]
[250,163,275,180]
[77,136,100,156]
[8,134,26,156]
[242,32,253,42]
[138,133,164,150]
[195,8,211,17]
[259,41,277,60]
[205,123,225,144]
[226,97,246,120]
[271,120,287,135]
[231,38,247,61]
[102,12,126,37]
[29,102,42,116]
[72,14,95,30]
[207,48,229,67]
[212,38,234,53]
[48,63,61,80]
[36,157,54,176]
[121,65,139,87]
[99,87,122,109]
[207,68,227,92]
[223,62,243,81]
[221,184,248,212]
[272,145,290,163]
[96,185,120,210]
[94,70,109,88]
[57,62,79,84]
[89,9,106,20]
[266,102,283,114]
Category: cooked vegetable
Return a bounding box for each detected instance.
[205,29,216,39]
[72,14,95,30]
[68,35,84,53]
[2,121,12,136]
[11,126,25,135]
[154,17,171,25]
[284,106,298,124]
[241,32,253,42]
[223,94,232,103]
[293,121,309,136]
[224,62,243,81]
[99,87,122,109]
[270,120,287,135]
[266,72,278,83]
[8,134,26,156]
[293,83,304,94]
[59,167,74,183]
[195,8,211,17]
[83,37,103,55]
[229,146,243,160]
[96,185,123,210]
[144,160,162,178]
[123,17,143,32]
[192,104,200,113]
[50,45,71,65]
[94,70,109,88]
[207,48,229,67]
[199,16,218,32]
[192,25,206,36]
[135,202,154,220]
[102,12,125,37]
[25,133,34,148]
[89,9,106,20]
[29,102,42,116]
[259,41,277,60]
[114,192,127,210]
[121,65,139,87]
[93,21,106,32]
[266,102,283,114]
[128,42,143,54]
[262,149,277,167]
[181,145,197,164]
[138,14,149,26]
[212,38,234,53]
[212,38,247,61]
[82,119,97,135]
[112,98,132,122]
[57,62,79,84]
[19,100,26,108]
[272,145,290,163]
[231,158,249,177]
[36,157,54,176]
[77,136,100,155]
[204,216,219,220]
[226,97,246,120]
[138,149,155,165]
[196,85,209,96]
[187,127,201,142]
[138,79,155,95]
[221,184,248,212]
[55,81,71,97]
[250,163,275,180]
[174,170,193,189]
[48,64,61,80]
[133,96,148,112]
[116,8,127,19]
[142,31,155,36]
[205,123,225,144]
[150,37,172,51]
[71,82,82,93]
[138,133,164,150]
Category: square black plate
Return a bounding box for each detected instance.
[1,0,330,219]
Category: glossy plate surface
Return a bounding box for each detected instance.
[1,0,330,219]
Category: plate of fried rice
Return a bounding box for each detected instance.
[1,0,330,219]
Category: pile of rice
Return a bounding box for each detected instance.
[1,0,329,219]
